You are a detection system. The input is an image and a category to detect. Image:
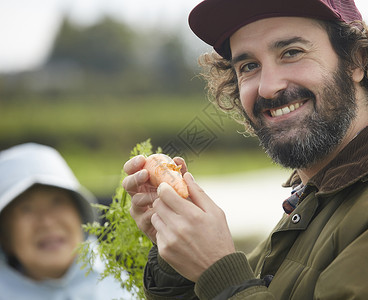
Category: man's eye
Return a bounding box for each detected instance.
[283,49,303,58]
[239,62,259,73]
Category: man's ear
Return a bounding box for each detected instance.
[352,49,367,83]
[352,66,365,83]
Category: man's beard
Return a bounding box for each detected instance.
[244,62,357,169]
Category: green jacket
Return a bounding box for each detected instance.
[143,127,368,299]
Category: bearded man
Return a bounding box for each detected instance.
[123,0,368,299]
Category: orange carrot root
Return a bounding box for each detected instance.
[144,153,189,198]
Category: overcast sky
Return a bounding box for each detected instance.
[0,0,367,73]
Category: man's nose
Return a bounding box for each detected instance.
[258,64,288,100]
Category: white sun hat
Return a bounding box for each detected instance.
[0,143,96,224]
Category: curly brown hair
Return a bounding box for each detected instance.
[199,19,368,136]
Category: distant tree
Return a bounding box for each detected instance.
[41,16,203,95]
[47,17,135,74]
[151,35,195,91]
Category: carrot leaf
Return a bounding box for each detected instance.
[78,139,159,299]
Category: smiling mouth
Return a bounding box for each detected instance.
[269,101,305,117]
[38,237,65,251]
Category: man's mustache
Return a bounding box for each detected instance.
[253,87,315,115]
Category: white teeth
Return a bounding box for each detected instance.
[282,107,290,114]
[270,102,303,117]
[274,109,283,117]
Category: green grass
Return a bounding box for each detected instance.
[1,95,211,148]
[186,149,275,176]
[61,147,276,197]
[1,95,277,197]
[62,149,126,198]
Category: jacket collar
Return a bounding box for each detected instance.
[284,126,368,194]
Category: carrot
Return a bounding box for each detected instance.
[144,153,189,199]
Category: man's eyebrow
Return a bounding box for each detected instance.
[231,53,251,67]
[231,37,312,66]
[271,36,312,50]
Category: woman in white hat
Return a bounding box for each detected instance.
[0,143,129,300]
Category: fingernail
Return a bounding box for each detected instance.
[134,155,144,167]
[139,169,147,180]
[157,182,169,196]
[186,172,195,182]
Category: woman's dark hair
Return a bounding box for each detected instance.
[199,20,368,135]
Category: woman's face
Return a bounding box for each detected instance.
[1,185,83,280]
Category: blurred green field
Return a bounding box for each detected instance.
[63,148,275,197]
[1,95,276,197]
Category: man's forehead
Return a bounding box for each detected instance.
[232,16,322,38]
[230,17,324,52]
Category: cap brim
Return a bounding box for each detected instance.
[189,0,343,58]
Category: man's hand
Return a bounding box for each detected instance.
[151,172,236,282]
[122,155,188,243]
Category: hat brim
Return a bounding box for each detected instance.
[0,178,96,225]
[0,143,97,226]
[189,0,346,58]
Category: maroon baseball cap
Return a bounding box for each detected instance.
[189,0,362,58]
